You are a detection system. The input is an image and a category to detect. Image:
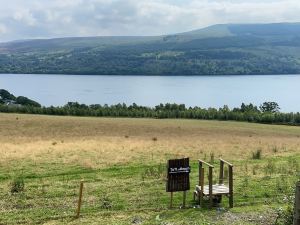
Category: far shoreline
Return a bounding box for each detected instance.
[1,73,300,77]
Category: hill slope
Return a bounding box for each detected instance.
[1,23,300,75]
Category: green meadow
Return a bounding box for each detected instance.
[0,113,299,224]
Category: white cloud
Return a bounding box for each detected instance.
[0,0,300,42]
[13,10,37,26]
[0,24,7,34]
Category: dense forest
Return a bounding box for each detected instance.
[1,23,300,75]
[1,89,300,126]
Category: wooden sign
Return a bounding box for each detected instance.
[166,158,190,192]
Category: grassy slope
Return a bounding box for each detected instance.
[0,113,299,224]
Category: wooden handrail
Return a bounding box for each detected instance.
[198,159,214,168]
[220,158,233,167]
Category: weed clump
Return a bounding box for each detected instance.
[252,149,262,160]
[275,205,294,225]
[142,164,165,180]
[100,195,113,209]
[264,160,276,176]
[10,177,25,194]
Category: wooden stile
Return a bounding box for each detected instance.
[195,158,234,208]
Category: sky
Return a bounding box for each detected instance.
[0,0,300,42]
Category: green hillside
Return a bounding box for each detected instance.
[1,23,300,75]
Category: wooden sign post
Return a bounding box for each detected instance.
[166,158,191,208]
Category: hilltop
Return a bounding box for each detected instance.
[1,23,300,75]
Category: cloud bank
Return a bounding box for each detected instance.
[0,0,300,42]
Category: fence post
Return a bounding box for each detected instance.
[200,167,204,207]
[219,160,224,184]
[76,181,84,218]
[170,192,173,208]
[228,165,233,208]
[294,181,300,225]
[208,167,213,208]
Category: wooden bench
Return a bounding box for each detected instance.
[193,158,233,208]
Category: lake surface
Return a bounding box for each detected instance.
[0,74,300,112]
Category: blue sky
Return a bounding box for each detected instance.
[0,0,300,42]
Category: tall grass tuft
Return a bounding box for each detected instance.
[252,149,262,160]
[10,176,25,194]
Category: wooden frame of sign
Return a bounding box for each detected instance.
[166,158,190,208]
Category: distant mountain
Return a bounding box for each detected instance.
[1,23,300,75]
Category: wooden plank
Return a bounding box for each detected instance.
[198,159,214,168]
[196,184,230,195]
[220,158,233,167]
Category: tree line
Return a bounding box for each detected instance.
[0,95,300,126]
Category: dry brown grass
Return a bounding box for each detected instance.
[1,113,300,168]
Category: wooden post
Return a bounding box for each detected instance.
[76,181,84,218]
[183,191,187,208]
[209,167,213,208]
[219,160,224,184]
[228,166,233,208]
[198,161,203,186]
[200,167,204,207]
[170,192,173,208]
[294,181,300,225]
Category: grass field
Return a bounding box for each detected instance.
[0,113,299,224]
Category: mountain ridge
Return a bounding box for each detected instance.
[1,22,300,75]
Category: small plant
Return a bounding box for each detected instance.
[100,194,113,209]
[252,149,262,160]
[264,159,276,176]
[152,137,157,141]
[52,141,57,146]
[10,177,25,194]
[142,164,165,180]
[252,166,257,175]
[124,135,129,138]
[272,145,279,153]
[275,206,294,225]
